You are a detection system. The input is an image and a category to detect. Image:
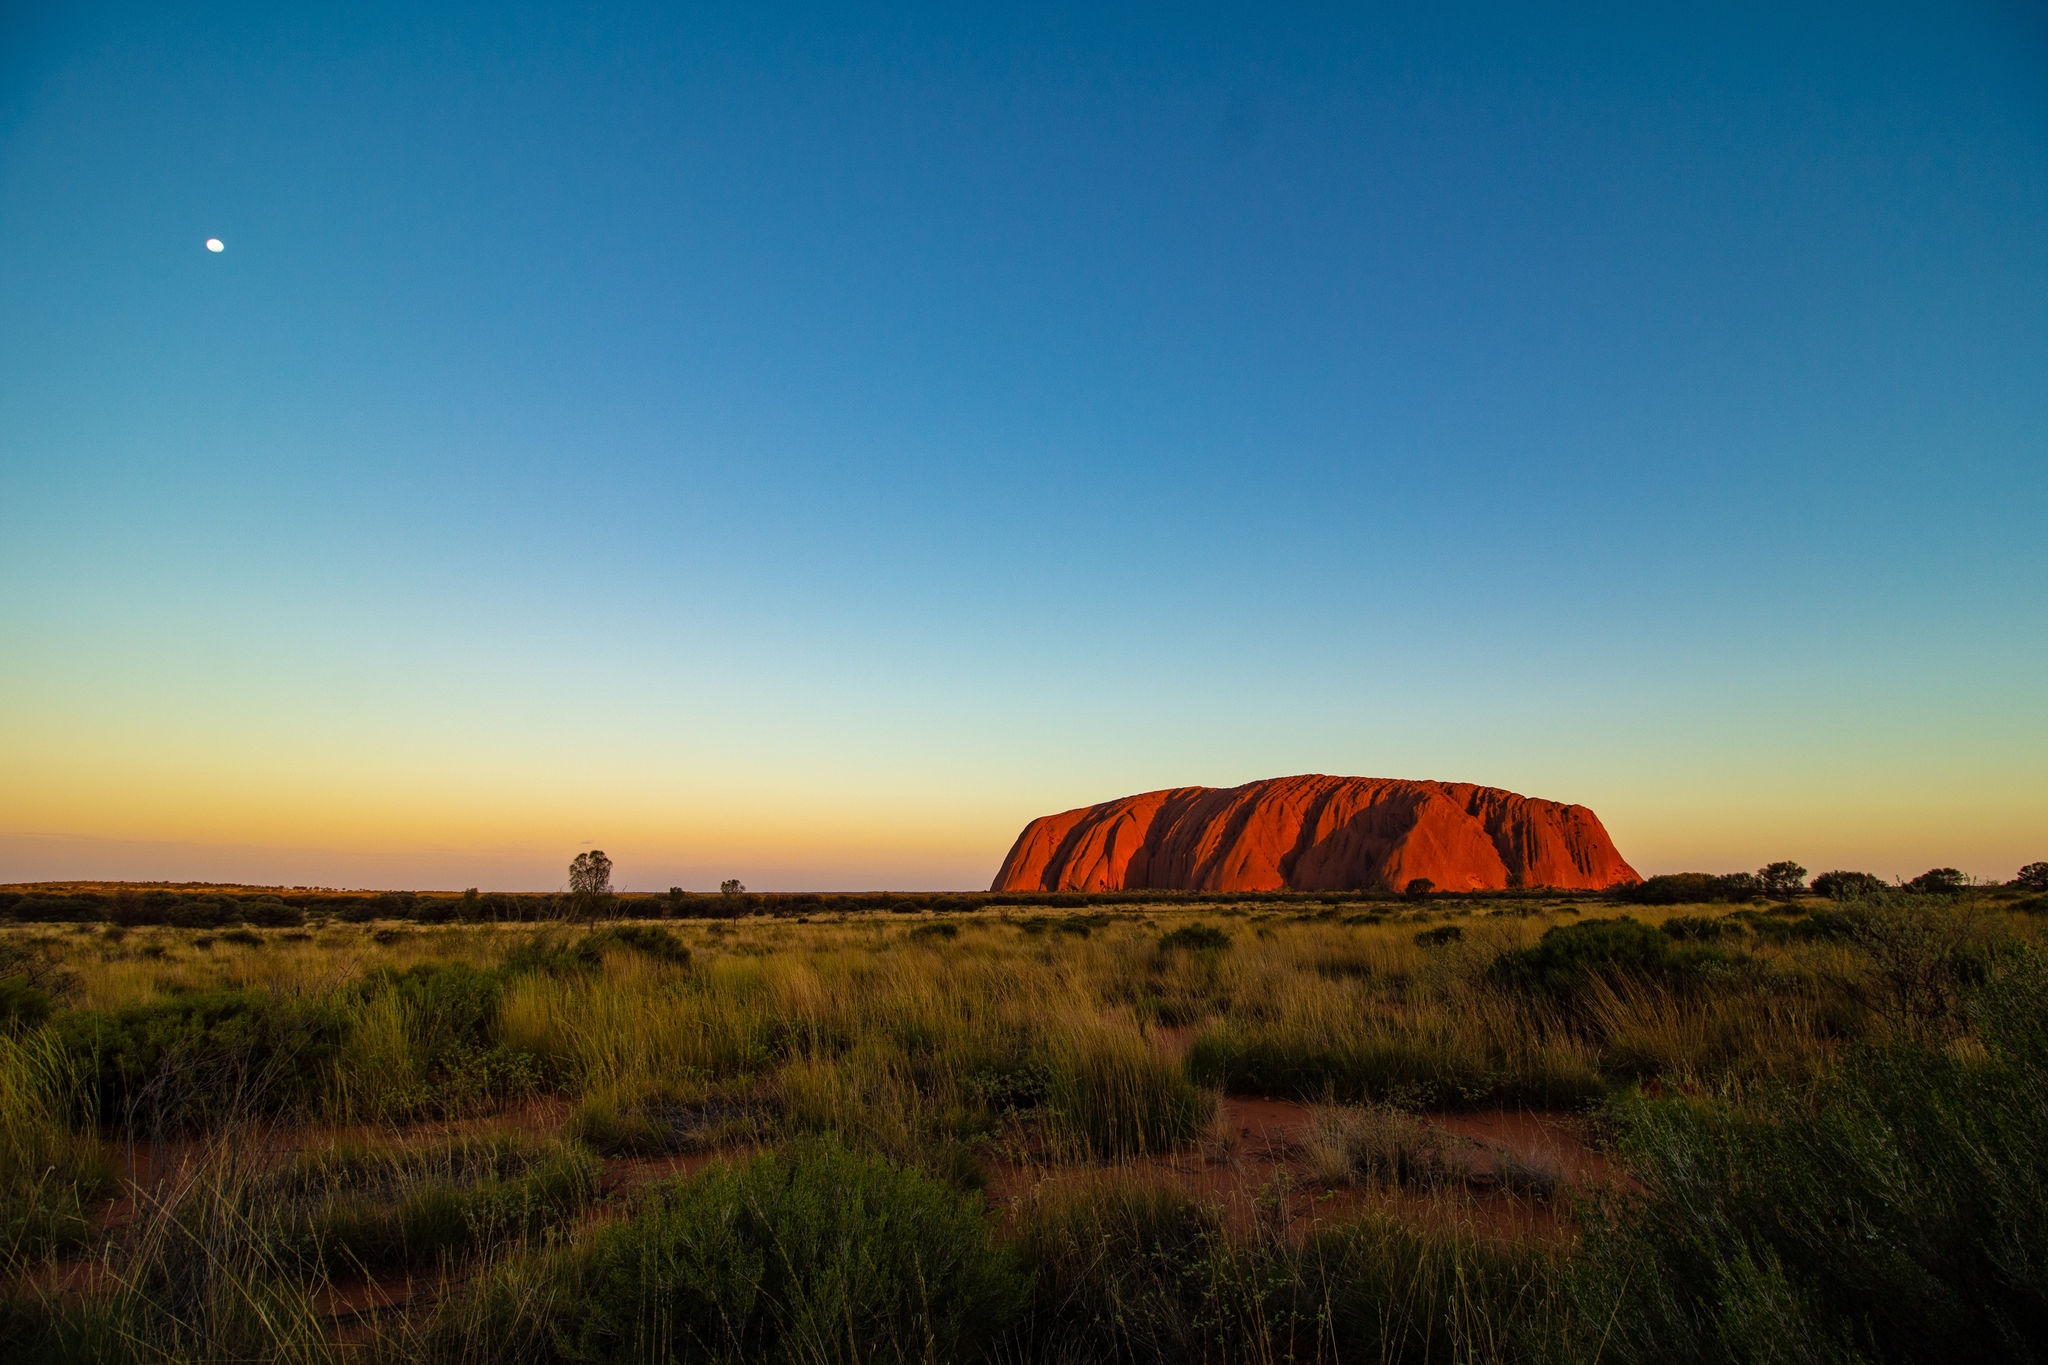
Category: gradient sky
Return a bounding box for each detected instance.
[3,2,2044,890]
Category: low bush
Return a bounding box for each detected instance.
[0,940,75,1032]
[1157,923,1230,954]
[54,990,345,1129]
[1414,924,1464,948]
[1496,916,1734,1005]
[548,1139,1026,1364]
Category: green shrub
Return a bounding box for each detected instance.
[1157,924,1230,954]
[1496,916,1731,1004]
[0,980,53,1032]
[54,990,345,1129]
[584,923,692,966]
[0,941,73,1031]
[1811,870,1888,900]
[1413,924,1464,948]
[1614,874,1761,906]
[1562,947,2048,1364]
[1004,1180,1237,1361]
[553,1139,1026,1363]
[1906,868,1970,895]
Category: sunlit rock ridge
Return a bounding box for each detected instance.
[991,774,1641,894]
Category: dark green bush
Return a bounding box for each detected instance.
[504,925,691,979]
[362,962,502,1052]
[1906,868,1970,895]
[1614,873,1762,906]
[1157,924,1230,954]
[0,939,71,1030]
[1495,916,1724,1001]
[1413,924,1463,948]
[1811,869,1888,900]
[553,1140,1026,1363]
[55,990,346,1129]
[583,923,693,966]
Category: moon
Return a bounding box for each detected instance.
[205,238,224,252]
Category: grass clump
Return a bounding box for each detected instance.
[333,962,547,1120]
[0,1029,112,1257]
[1561,945,2048,1364]
[1302,1104,1472,1188]
[1005,1176,1556,1363]
[1044,1027,1213,1160]
[565,1080,760,1157]
[459,1138,1025,1364]
[272,1134,598,1275]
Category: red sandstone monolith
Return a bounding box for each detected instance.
[990,775,1640,893]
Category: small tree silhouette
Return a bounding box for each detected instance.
[1906,867,1969,895]
[2015,862,2048,893]
[1757,861,1807,899]
[569,850,615,920]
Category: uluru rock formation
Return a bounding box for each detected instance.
[991,775,1640,894]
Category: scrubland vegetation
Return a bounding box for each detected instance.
[0,886,2043,1362]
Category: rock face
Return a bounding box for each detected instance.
[991,775,1640,894]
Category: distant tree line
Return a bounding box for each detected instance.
[1613,861,2018,906]
[0,860,2037,926]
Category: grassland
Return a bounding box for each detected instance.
[0,889,2042,1362]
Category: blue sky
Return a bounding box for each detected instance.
[2,2,2044,889]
